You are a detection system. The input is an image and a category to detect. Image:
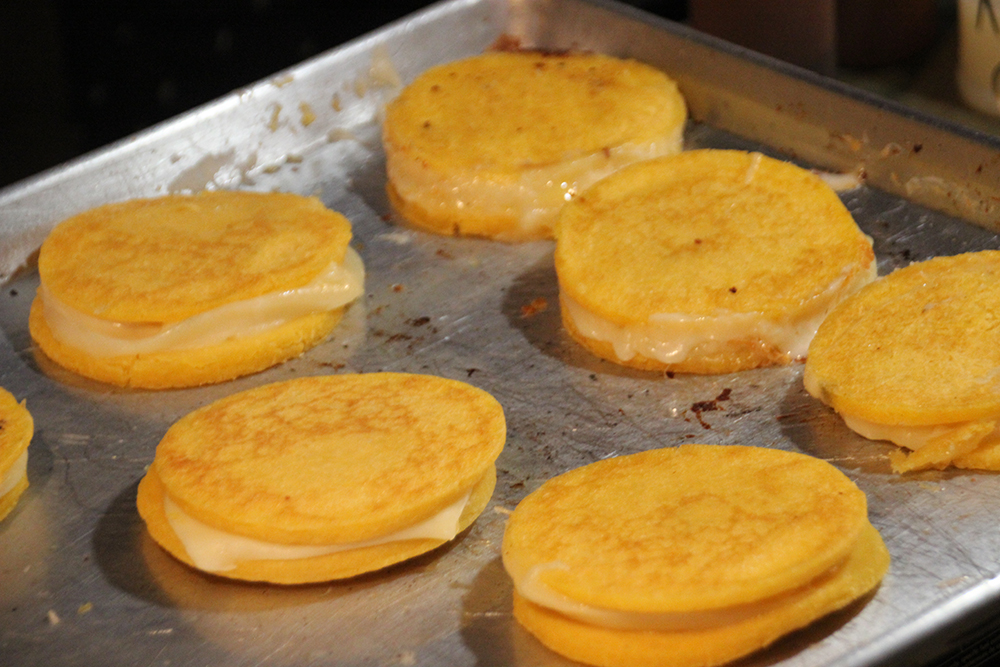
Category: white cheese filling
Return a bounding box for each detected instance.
[513,558,842,631]
[802,371,1000,452]
[838,413,1000,452]
[41,247,365,358]
[164,488,473,572]
[387,136,683,236]
[563,261,876,366]
[0,450,28,498]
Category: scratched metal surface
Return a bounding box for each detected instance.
[3,1,1000,666]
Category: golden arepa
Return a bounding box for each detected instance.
[805,250,1000,473]
[137,373,506,583]
[382,50,687,241]
[0,387,33,522]
[554,149,876,374]
[30,191,364,389]
[502,445,889,667]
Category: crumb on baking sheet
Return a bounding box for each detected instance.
[369,44,403,90]
[327,128,358,143]
[520,297,548,318]
[489,33,522,51]
[812,168,865,192]
[267,103,282,132]
[299,102,316,126]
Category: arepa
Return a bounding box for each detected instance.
[137,373,506,583]
[382,50,687,241]
[805,250,1000,473]
[502,445,889,667]
[555,149,876,373]
[30,191,364,389]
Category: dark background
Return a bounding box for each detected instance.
[0,1,688,190]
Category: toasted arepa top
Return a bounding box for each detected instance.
[154,373,506,545]
[38,191,353,323]
[0,387,33,474]
[502,445,869,614]
[805,251,1000,425]
[383,51,686,173]
[555,150,874,326]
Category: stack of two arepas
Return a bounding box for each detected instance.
[554,149,877,375]
[503,444,889,667]
[383,50,688,241]
[806,250,1000,473]
[30,191,365,390]
[137,373,506,583]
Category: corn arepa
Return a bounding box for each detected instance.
[0,387,33,522]
[805,250,1000,473]
[554,149,876,373]
[137,373,506,583]
[382,50,687,241]
[502,445,889,667]
[30,191,364,389]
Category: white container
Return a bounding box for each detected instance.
[957,0,1000,116]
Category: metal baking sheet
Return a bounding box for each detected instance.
[3,1,1000,665]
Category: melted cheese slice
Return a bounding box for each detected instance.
[0,450,28,498]
[562,262,876,365]
[839,413,1000,451]
[40,248,364,357]
[802,367,1000,452]
[514,557,844,632]
[388,138,682,237]
[164,488,473,572]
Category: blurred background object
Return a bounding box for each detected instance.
[956,0,1000,116]
[837,0,939,67]
[689,0,838,72]
[689,0,940,72]
[673,1,1000,140]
